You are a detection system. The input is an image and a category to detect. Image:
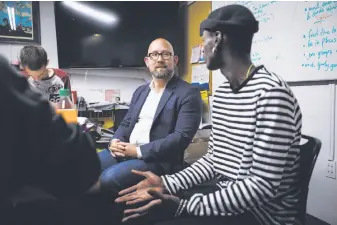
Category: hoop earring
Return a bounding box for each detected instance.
[212,47,217,53]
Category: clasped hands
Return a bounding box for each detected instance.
[109,139,138,158]
[115,170,181,223]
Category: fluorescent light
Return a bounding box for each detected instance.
[7,7,13,30]
[94,34,101,37]
[7,7,16,31]
[11,7,16,31]
[63,1,116,24]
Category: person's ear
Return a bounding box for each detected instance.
[173,55,179,66]
[212,31,223,53]
[144,57,149,67]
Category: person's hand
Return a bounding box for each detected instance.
[122,189,181,223]
[118,142,138,158]
[116,187,155,206]
[109,139,125,157]
[115,170,165,205]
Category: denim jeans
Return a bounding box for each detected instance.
[98,149,164,193]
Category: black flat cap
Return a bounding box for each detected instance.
[200,4,259,36]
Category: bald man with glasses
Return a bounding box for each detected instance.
[98,38,202,194]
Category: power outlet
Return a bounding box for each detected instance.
[327,161,336,179]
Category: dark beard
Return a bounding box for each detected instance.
[151,67,174,79]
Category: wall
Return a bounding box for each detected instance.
[0,2,59,68]
[185,1,212,85]
[291,83,337,225]
[65,67,151,103]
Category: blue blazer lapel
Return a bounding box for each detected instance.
[132,87,150,123]
[153,76,178,123]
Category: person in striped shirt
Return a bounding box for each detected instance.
[115,4,302,225]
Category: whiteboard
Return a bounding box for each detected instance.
[212,1,337,93]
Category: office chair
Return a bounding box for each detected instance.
[113,108,128,132]
[298,134,321,225]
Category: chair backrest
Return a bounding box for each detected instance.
[298,134,321,224]
[113,108,128,132]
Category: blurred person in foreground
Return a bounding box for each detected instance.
[0,55,117,225]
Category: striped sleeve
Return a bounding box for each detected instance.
[162,130,216,194]
[182,87,297,216]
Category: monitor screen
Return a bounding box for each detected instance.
[54,1,186,69]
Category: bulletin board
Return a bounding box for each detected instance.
[185,1,213,94]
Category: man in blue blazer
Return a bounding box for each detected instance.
[98,38,202,193]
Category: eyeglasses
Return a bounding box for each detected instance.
[147,52,173,61]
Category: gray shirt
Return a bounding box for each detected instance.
[27,71,71,103]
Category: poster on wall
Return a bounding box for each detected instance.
[191,64,209,84]
[190,45,201,63]
[199,44,205,63]
[105,89,120,103]
[0,1,41,44]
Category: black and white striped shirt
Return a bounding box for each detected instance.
[162,66,302,225]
